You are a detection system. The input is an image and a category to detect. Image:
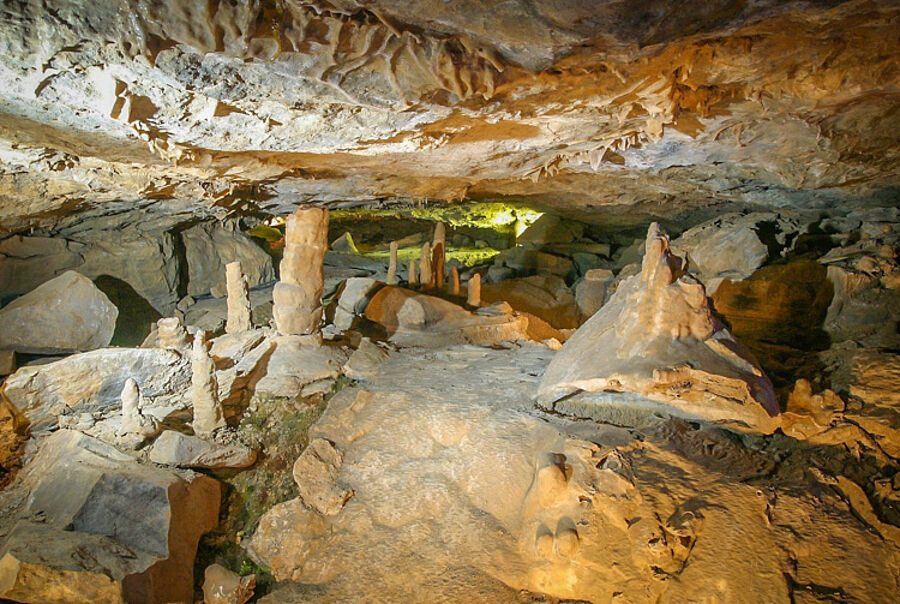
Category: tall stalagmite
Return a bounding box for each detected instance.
[420,242,432,289]
[225,261,252,334]
[387,241,399,285]
[467,273,481,307]
[432,222,446,289]
[273,207,329,335]
[191,331,226,437]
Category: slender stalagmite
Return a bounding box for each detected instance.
[191,331,226,437]
[420,242,432,289]
[467,273,481,307]
[449,266,460,296]
[432,222,446,289]
[273,207,329,335]
[225,261,252,333]
[386,241,399,285]
[408,259,418,286]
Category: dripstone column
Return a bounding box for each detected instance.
[467,273,481,307]
[225,261,252,333]
[273,207,329,335]
[386,241,399,285]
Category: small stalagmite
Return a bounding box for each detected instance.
[408,259,419,287]
[191,331,226,437]
[157,316,190,350]
[432,222,446,288]
[118,377,159,440]
[467,273,481,307]
[449,266,460,296]
[225,260,252,333]
[386,241,399,285]
[273,207,329,335]
[420,242,433,289]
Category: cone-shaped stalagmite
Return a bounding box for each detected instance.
[119,377,159,440]
[449,266,460,296]
[191,331,226,437]
[273,207,329,335]
[467,273,481,307]
[420,242,432,289]
[225,261,252,333]
[387,241,399,285]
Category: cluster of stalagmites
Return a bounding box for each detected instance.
[0,205,898,602]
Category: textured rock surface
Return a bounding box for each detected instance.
[538,224,779,433]
[0,270,117,354]
[0,430,219,604]
[148,430,256,469]
[2,1,897,233]
[182,221,274,298]
[247,344,898,603]
[2,347,191,433]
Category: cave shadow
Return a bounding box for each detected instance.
[93,275,162,347]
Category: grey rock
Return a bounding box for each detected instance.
[182,220,275,298]
[148,430,257,469]
[0,271,117,354]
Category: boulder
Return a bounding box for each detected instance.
[203,564,255,604]
[481,274,579,329]
[329,277,380,332]
[671,211,806,291]
[363,286,530,347]
[292,438,353,516]
[182,220,275,298]
[0,430,219,603]
[342,338,391,380]
[492,247,574,280]
[537,223,780,434]
[148,430,257,469]
[331,232,358,253]
[516,214,584,245]
[0,271,117,354]
[2,347,191,433]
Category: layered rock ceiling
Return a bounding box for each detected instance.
[1,0,899,234]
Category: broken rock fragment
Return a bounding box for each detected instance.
[292,438,354,516]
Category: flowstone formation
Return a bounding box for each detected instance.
[538,223,780,433]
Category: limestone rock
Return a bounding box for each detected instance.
[0,236,84,301]
[517,214,584,245]
[156,316,191,350]
[0,350,14,376]
[331,232,358,253]
[342,337,391,380]
[538,223,780,434]
[386,240,399,285]
[203,564,255,604]
[467,272,481,306]
[482,274,579,329]
[0,430,219,604]
[493,247,574,280]
[2,347,191,433]
[253,336,347,398]
[274,208,329,336]
[574,268,614,320]
[117,377,161,447]
[0,270,117,354]
[846,348,900,458]
[363,285,530,347]
[148,430,256,469]
[330,277,380,332]
[183,221,275,298]
[292,438,353,515]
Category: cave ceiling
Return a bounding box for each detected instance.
[0,0,898,235]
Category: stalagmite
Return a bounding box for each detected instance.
[157,316,190,350]
[449,266,460,296]
[420,242,432,289]
[467,273,481,306]
[408,259,418,286]
[191,331,225,437]
[273,207,329,336]
[118,377,159,441]
[225,260,252,333]
[386,241,399,285]
[432,222,446,289]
